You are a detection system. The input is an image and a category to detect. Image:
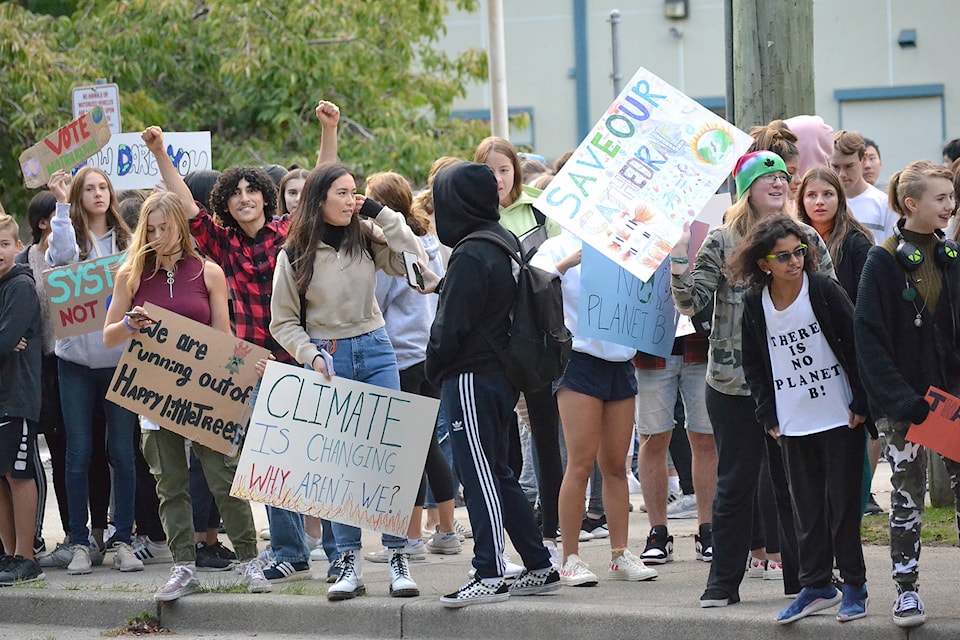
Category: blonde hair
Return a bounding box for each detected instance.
[68,167,131,260]
[366,172,432,236]
[117,191,202,297]
[888,160,953,217]
[474,137,522,206]
[0,213,18,239]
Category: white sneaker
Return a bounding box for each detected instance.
[310,546,327,562]
[440,576,509,608]
[155,564,200,601]
[560,554,598,587]
[627,472,643,495]
[747,555,765,578]
[112,542,144,572]
[327,551,365,601]
[131,536,173,565]
[366,539,426,563]
[241,559,273,593]
[426,529,462,555]
[454,519,472,540]
[258,527,270,540]
[66,545,92,575]
[467,553,523,580]
[666,494,698,519]
[764,559,783,580]
[388,551,419,597]
[608,549,658,581]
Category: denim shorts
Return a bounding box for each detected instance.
[554,351,637,402]
[635,358,712,435]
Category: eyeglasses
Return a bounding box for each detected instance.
[765,244,807,263]
[758,172,789,185]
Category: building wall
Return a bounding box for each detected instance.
[441,0,957,183]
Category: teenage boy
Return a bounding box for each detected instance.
[426,162,559,608]
[831,130,898,244]
[862,138,883,187]
[0,214,44,585]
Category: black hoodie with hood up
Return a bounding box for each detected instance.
[425,162,519,385]
[0,263,41,422]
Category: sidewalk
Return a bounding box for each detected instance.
[3,462,959,639]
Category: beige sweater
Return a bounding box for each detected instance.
[270,206,427,365]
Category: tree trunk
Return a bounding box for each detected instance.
[732,0,815,128]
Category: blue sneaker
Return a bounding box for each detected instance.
[837,584,868,622]
[776,585,840,624]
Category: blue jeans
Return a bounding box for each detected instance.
[59,359,138,547]
[310,327,406,552]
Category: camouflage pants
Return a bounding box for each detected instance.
[878,417,960,586]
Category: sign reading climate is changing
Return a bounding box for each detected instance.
[105,303,269,456]
[230,361,438,538]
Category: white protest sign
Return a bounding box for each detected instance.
[72,84,122,135]
[230,361,438,537]
[534,67,753,282]
[80,132,212,190]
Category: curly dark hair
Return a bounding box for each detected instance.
[726,214,819,290]
[209,166,278,231]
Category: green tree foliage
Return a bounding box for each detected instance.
[1,0,488,222]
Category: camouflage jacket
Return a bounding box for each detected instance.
[670,221,834,396]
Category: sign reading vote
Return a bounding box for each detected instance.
[79,131,212,190]
[105,303,269,456]
[230,361,439,537]
[578,245,676,357]
[19,108,112,188]
[44,252,126,339]
[534,67,752,282]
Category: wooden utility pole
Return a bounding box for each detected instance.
[732,0,815,129]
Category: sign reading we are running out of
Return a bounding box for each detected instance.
[105,303,269,456]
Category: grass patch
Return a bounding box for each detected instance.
[279,582,326,596]
[861,506,958,546]
[102,611,171,637]
[11,579,47,589]
[202,582,248,594]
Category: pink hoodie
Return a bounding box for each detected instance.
[784,115,834,178]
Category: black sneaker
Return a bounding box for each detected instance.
[262,560,312,583]
[209,541,237,561]
[440,576,509,608]
[640,525,674,565]
[700,588,739,608]
[33,537,46,556]
[509,567,561,596]
[0,557,45,586]
[580,514,609,540]
[892,584,926,628]
[695,524,713,562]
[864,494,884,516]
[195,542,233,572]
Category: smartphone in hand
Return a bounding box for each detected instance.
[124,310,156,324]
[402,250,425,290]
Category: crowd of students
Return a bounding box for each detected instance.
[0,101,959,629]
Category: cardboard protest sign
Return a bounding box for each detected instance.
[44,253,126,339]
[106,303,269,456]
[79,132,212,190]
[578,244,676,357]
[906,387,960,462]
[230,361,439,537]
[19,108,112,188]
[534,67,752,282]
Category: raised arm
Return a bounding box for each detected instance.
[315,100,340,167]
[142,126,200,219]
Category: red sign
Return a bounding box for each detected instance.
[906,387,960,462]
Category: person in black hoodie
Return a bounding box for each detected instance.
[426,162,559,607]
[0,214,44,585]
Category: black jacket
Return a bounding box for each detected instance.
[0,263,41,421]
[426,163,518,385]
[834,231,872,305]
[855,246,960,424]
[742,271,869,434]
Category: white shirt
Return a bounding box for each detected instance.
[530,232,635,362]
[847,183,898,245]
[762,274,851,436]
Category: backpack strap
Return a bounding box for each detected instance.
[531,206,546,228]
[453,229,524,268]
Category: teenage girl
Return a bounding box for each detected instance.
[731,214,868,624]
[854,160,960,629]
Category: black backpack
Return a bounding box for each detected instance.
[455,229,572,392]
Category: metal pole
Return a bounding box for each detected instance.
[609,9,623,97]
[724,0,734,126]
[486,0,509,138]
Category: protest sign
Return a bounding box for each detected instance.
[578,244,675,357]
[79,132,212,190]
[906,387,960,462]
[72,84,122,134]
[534,67,752,282]
[44,252,126,339]
[230,361,439,537]
[106,303,269,456]
[19,108,112,188]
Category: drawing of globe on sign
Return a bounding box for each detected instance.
[691,125,736,166]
